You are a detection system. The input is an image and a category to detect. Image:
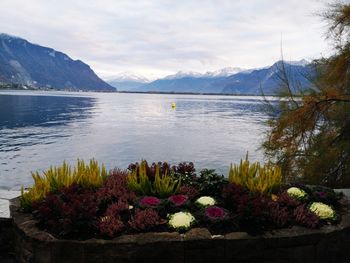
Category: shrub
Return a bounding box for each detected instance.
[222,183,249,211]
[21,159,107,210]
[127,160,180,198]
[275,191,301,208]
[33,184,98,238]
[104,200,130,216]
[99,216,124,237]
[294,204,320,228]
[268,203,291,228]
[96,169,136,210]
[267,193,299,228]
[222,183,272,232]
[171,162,196,185]
[197,169,228,196]
[178,185,200,200]
[98,200,130,237]
[128,209,161,231]
[228,156,282,194]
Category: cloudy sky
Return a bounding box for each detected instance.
[0,0,332,80]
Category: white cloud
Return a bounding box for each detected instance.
[0,0,332,79]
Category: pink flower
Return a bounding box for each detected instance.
[205,206,227,220]
[139,196,161,207]
[168,195,188,206]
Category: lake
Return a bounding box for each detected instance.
[0,90,272,190]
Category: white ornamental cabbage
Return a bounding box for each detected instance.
[195,196,216,207]
[287,187,307,199]
[168,212,195,230]
[309,202,335,220]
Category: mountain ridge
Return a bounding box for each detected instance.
[125,60,313,95]
[0,33,115,91]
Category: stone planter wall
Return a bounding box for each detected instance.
[0,218,15,262]
[10,197,350,263]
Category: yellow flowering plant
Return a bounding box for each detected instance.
[20,159,108,210]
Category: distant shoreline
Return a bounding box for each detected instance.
[116,90,273,96]
[0,84,277,96]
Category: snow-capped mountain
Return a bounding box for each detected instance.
[163,71,203,80]
[203,67,244,77]
[135,60,314,94]
[107,72,150,83]
[106,72,150,91]
[163,67,244,80]
[287,59,310,66]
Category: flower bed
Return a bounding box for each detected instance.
[11,159,350,262]
[9,197,350,263]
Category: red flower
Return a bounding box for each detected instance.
[139,196,161,207]
[205,206,227,220]
[168,195,189,206]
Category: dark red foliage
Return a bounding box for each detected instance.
[33,184,98,238]
[275,192,301,208]
[265,192,302,228]
[222,183,249,210]
[105,200,129,216]
[98,216,124,237]
[236,195,271,220]
[179,185,200,200]
[294,204,320,229]
[128,209,161,231]
[168,195,188,206]
[96,169,136,209]
[223,183,292,231]
[268,202,291,228]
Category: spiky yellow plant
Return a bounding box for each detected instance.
[152,165,181,198]
[127,160,180,198]
[228,157,282,194]
[20,159,107,210]
[127,160,152,195]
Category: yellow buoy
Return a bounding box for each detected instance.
[171,102,176,109]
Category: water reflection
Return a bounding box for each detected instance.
[0,91,270,190]
[0,94,95,129]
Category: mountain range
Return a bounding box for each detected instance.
[0,33,114,91]
[107,60,313,95]
[0,33,313,94]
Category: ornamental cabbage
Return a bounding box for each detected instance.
[287,187,307,199]
[195,196,216,207]
[168,212,195,230]
[309,202,335,220]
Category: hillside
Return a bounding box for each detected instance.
[0,33,114,91]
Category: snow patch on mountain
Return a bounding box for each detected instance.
[106,72,150,83]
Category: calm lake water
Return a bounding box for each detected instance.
[0,90,272,190]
